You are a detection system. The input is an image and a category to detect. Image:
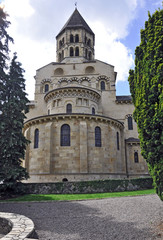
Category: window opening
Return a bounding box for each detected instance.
[117,132,120,150]
[95,126,101,147]
[66,103,72,114]
[134,152,139,163]
[61,124,70,146]
[128,116,133,130]
[101,81,105,91]
[34,129,39,148]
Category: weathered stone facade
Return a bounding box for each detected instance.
[24,8,149,183]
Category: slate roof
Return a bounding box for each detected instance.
[116,96,132,101]
[56,8,94,38]
[125,138,140,143]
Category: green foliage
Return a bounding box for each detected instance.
[128,8,163,200]
[0,7,29,194]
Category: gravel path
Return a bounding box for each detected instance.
[0,194,162,240]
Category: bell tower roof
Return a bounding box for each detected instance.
[56,8,94,38]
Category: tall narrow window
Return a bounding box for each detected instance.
[75,34,79,42]
[101,81,105,90]
[95,126,101,147]
[62,50,64,60]
[66,103,72,114]
[34,129,39,148]
[70,47,74,56]
[92,107,95,115]
[128,116,133,130]
[85,49,88,58]
[134,152,139,163]
[61,124,70,146]
[70,34,74,43]
[117,132,120,150]
[45,84,49,93]
[75,47,79,56]
[88,52,92,60]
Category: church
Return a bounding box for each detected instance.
[24,8,149,183]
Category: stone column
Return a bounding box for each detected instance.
[79,121,88,173]
[44,122,53,173]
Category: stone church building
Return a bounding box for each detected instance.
[24,8,149,182]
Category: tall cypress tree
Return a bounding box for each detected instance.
[0,7,29,193]
[128,9,163,200]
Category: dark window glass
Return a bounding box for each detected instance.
[88,52,92,60]
[128,116,133,130]
[134,152,139,163]
[101,81,105,90]
[117,132,120,150]
[66,104,72,114]
[70,47,74,56]
[75,34,79,42]
[92,107,95,115]
[70,34,74,43]
[95,126,101,147]
[85,49,88,58]
[61,124,70,146]
[62,50,64,60]
[75,47,79,56]
[34,129,39,148]
[45,84,49,93]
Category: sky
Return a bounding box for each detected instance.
[0,0,162,100]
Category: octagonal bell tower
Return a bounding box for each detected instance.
[56,8,95,63]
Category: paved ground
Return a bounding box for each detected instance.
[0,194,162,240]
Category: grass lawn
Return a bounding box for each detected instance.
[2,189,155,202]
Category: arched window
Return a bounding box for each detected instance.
[62,37,64,44]
[62,50,64,60]
[85,36,87,44]
[59,40,62,48]
[66,103,72,113]
[85,49,88,58]
[58,53,62,62]
[128,116,133,130]
[75,34,79,42]
[45,84,49,93]
[92,107,95,115]
[75,47,79,56]
[61,124,70,146]
[70,47,74,56]
[70,34,74,43]
[134,152,139,163]
[88,52,92,60]
[117,132,120,150]
[87,39,91,46]
[95,126,101,147]
[34,129,39,148]
[101,81,105,91]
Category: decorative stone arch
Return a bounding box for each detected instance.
[41,79,52,93]
[97,75,110,90]
[58,77,68,86]
[70,77,78,84]
[80,77,91,87]
[85,66,95,74]
[54,67,64,76]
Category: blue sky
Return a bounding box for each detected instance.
[0,0,162,99]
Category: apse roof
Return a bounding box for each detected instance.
[56,8,94,38]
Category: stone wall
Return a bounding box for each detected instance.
[24,178,153,194]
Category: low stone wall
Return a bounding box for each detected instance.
[25,177,153,194]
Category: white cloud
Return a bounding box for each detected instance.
[1,0,148,99]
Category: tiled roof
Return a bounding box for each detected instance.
[56,9,94,37]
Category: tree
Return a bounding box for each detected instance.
[128,9,163,200]
[0,7,29,193]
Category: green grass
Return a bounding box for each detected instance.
[2,189,155,202]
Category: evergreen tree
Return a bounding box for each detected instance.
[0,7,29,193]
[128,9,163,200]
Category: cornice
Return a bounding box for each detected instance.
[44,86,101,103]
[24,113,124,131]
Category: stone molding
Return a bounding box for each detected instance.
[24,113,124,131]
[44,86,101,103]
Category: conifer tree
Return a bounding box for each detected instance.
[0,7,29,192]
[128,9,163,200]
